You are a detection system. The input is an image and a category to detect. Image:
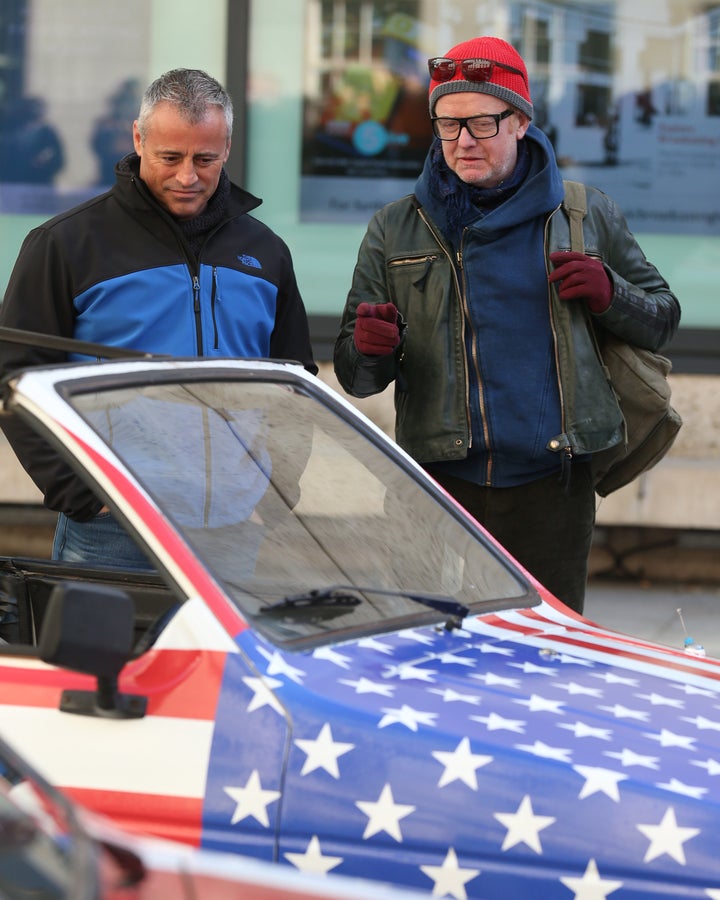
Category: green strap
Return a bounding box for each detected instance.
[562,180,586,253]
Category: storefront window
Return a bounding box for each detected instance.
[1,0,718,355]
[244,0,719,342]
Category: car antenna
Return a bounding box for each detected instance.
[676,607,706,657]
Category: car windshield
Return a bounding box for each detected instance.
[69,374,532,644]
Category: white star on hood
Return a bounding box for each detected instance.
[338,676,395,696]
[284,835,343,875]
[637,806,700,864]
[573,765,628,801]
[382,661,437,682]
[294,723,355,778]
[242,675,284,714]
[643,728,696,750]
[378,704,437,731]
[494,794,555,853]
[604,748,659,770]
[515,740,572,762]
[514,694,566,715]
[312,646,352,668]
[257,647,305,683]
[224,770,281,827]
[691,757,720,776]
[471,712,526,733]
[656,777,707,799]
[432,737,493,789]
[356,783,415,841]
[420,847,480,900]
[560,858,623,899]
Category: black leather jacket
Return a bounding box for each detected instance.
[334,184,680,467]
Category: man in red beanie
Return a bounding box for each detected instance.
[334,36,680,613]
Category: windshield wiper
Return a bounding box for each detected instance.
[258,588,362,623]
[262,585,469,631]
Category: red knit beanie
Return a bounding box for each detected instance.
[428,37,533,120]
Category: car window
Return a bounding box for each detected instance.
[67,376,533,646]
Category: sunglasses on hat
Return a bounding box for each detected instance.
[428,57,528,88]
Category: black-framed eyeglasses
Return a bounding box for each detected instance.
[428,57,528,87]
[431,109,515,141]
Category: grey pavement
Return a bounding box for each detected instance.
[584,579,720,660]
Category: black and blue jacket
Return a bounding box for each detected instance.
[0,156,316,519]
[1,155,316,368]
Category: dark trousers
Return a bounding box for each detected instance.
[429,463,595,614]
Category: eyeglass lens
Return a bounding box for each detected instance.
[431,110,511,140]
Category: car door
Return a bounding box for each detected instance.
[0,571,293,859]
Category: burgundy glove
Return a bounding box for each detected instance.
[353,302,400,355]
[548,251,612,313]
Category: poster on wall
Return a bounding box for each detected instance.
[299,0,719,236]
[299,5,433,223]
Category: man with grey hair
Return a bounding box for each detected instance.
[0,68,316,568]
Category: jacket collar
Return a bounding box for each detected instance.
[114,152,263,220]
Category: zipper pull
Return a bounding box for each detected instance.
[412,256,435,292]
[560,446,573,491]
[456,249,463,269]
[192,275,200,312]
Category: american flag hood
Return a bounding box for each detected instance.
[5,595,719,898]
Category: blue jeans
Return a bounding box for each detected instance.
[53,511,154,570]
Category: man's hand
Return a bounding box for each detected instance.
[353,302,400,355]
[548,251,612,313]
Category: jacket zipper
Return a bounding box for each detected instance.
[388,255,438,293]
[457,232,493,484]
[129,174,258,358]
[195,220,235,355]
[545,206,572,464]
[211,267,219,349]
[416,209,474,455]
[130,174,209,357]
[192,275,203,355]
[388,255,438,267]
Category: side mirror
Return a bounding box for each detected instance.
[39,583,146,719]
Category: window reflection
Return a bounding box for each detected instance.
[73,377,529,643]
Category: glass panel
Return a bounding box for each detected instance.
[246,0,720,328]
[71,377,530,645]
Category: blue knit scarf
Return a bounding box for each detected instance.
[425,137,532,245]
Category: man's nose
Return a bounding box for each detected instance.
[457,124,478,145]
[176,159,199,185]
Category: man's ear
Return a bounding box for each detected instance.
[515,113,530,140]
[132,120,143,155]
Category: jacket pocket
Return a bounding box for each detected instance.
[388,254,439,293]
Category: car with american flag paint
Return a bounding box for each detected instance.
[0,731,425,900]
[0,354,719,899]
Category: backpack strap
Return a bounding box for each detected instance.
[561,180,587,253]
